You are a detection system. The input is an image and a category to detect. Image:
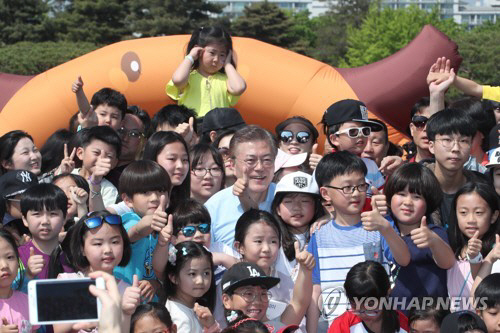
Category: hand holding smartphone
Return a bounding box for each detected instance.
[28,277,105,325]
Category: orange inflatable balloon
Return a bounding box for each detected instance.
[0,25,461,148]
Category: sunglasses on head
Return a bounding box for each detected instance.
[279,130,311,144]
[180,223,210,237]
[411,115,428,129]
[84,214,122,229]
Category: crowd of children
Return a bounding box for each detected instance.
[0,26,499,333]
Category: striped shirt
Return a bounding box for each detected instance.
[308,219,389,324]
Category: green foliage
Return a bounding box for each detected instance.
[0,0,52,45]
[341,4,462,67]
[0,41,98,75]
[231,1,296,48]
[125,0,222,37]
[455,20,500,86]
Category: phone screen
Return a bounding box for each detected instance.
[36,279,98,322]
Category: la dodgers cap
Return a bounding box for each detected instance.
[221,262,280,294]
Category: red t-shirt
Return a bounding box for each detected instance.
[328,310,409,333]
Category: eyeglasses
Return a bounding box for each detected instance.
[117,127,144,139]
[279,130,311,144]
[434,137,471,150]
[237,157,274,169]
[180,223,210,237]
[348,309,381,317]
[323,183,369,194]
[411,115,428,129]
[234,290,272,303]
[84,214,122,229]
[218,147,230,159]
[192,167,223,177]
[335,127,371,138]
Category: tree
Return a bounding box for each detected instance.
[125,0,223,37]
[285,10,319,55]
[0,0,52,45]
[455,21,500,86]
[341,4,462,67]
[52,0,130,45]
[0,41,98,75]
[307,0,370,66]
[231,1,296,48]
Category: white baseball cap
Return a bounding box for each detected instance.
[274,149,308,173]
[275,171,319,195]
[486,147,500,168]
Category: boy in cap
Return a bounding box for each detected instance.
[201,107,247,143]
[221,261,314,333]
[320,99,388,195]
[0,170,38,243]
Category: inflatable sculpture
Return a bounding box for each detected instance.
[0,25,461,147]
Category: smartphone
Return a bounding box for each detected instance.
[28,277,104,325]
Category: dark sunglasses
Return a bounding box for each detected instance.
[180,223,210,237]
[411,115,428,129]
[279,130,311,144]
[84,214,122,229]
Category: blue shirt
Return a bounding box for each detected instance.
[205,183,277,247]
[114,212,157,285]
[307,218,389,324]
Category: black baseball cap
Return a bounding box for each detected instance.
[202,108,246,135]
[322,99,383,131]
[440,311,487,332]
[0,170,38,199]
[275,116,319,142]
[221,262,280,294]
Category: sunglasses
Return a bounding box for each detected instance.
[335,127,371,138]
[279,130,311,144]
[180,223,210,237]
[84,214,122,229]
[411,115,428,129]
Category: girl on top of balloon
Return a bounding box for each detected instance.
[166,26,247,118]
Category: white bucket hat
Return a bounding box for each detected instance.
[275,171,319,195]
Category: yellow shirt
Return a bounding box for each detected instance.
[483,85,500,102]
[166,70,240,117]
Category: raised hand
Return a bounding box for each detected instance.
[486,234,500,262]
[309,143,322,170]
[151,195,168,232]
[90,150,112,185]
[189,46,204,61]
[361,193,390,232]
[138,280,156,302]
[378,156,402,178]
[175,117,195,146]
[1,318,18,333]
[57,143,76,175]
[71,76,84,94]
[70,186,89,206]
[232,165,257,211]
[224,50,233,66]
[194,302,216,328]
[157,214,173,247]
[27,247,44,279]
[370,187,387,216]
[295,241,315,271]
[466,230,483,260]
[122,275,141,316]
[410,216,436,249]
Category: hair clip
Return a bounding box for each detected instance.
[168,245,177,265]
[226,310,239,323]
[182,247,188,256]
[233,318,258,328]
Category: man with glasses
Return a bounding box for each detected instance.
[205,125,277,248]
[408,97,433,163]
[425,108,486,228]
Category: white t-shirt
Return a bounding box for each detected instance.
[72,168,118,207]
[166,299,202,333]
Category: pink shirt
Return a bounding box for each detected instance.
[0,291,39,332]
